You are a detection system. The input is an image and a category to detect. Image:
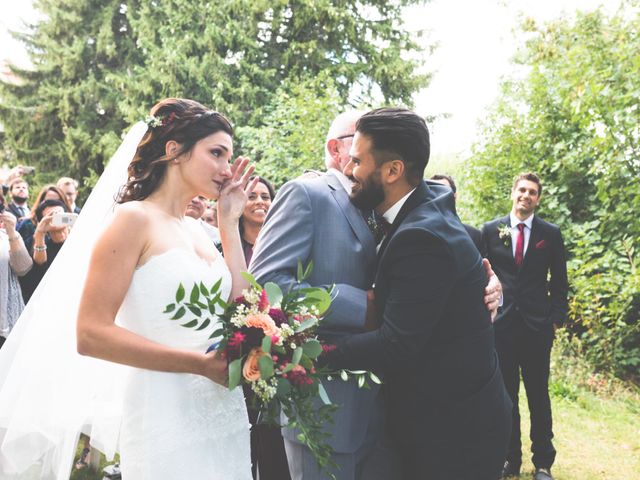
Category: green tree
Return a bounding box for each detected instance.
[461,2,640,379]
[236,74,342,186]
[0,0,428,191]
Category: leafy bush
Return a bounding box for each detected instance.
[462,2,640,379]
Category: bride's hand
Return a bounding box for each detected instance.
[216,156,259,227]
[201,350,229,386]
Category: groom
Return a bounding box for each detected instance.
[323,107,512,479]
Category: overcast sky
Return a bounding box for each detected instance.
[0,0,622,155]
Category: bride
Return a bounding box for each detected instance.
[0,98,256,479]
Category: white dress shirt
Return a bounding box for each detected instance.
[509,212,534,258]
[377,188,416,251]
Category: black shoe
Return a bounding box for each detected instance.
[533,468,553,480]
[500,460,521,478]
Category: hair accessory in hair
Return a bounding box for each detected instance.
[161,112,177,127]
[144,115,162,128]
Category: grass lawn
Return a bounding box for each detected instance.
[516,386,640,479]
[70,333,640,480]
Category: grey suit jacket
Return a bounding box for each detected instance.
[249,170,381,453]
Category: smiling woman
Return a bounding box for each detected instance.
[239,176,276,265]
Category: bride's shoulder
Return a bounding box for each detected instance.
[112,201,154,226]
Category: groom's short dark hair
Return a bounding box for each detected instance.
[356,107,430,185]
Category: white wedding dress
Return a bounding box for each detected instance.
[0,123,252,479]
[117,247,251,479]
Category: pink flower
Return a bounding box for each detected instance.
[321,344,337,354]
[258,289,270,312]
[228,332,246,348]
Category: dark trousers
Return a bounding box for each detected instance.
[0,336,5,349]
[495,315,556,469]
[244,386,291,480]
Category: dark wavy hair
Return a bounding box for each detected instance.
[117,98,233,203]
[356,107,430,185]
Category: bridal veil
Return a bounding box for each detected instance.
[0,122,148,479]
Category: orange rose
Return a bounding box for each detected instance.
[245,313,279,337]
[243,347,263,382]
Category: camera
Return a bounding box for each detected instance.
[51,212,78,227]
[102,463,121,479]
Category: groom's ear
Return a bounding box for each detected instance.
[383,159,405,185]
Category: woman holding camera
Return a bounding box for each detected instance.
[0,193,33,349]
[17,184,70,251]
[18,199,70,303]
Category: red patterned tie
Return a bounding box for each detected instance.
[515,223,525,266]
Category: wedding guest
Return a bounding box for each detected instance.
[0,193,33,349]
[185,195,221,249]
[6,178,30,220]
[203,202,218,228]
[57,177,82,213]
[482,173,568,480]
[17,184,70,251]
[430,174,482,251]
[19,199,71,303]
[239,176,275,265]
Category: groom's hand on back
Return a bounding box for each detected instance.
[482,258,502,322]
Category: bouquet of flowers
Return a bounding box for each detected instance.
[163,262,378,472]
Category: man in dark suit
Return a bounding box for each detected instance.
[481,173,568,480]
[430,174,482,251]
[6,178,30,220]
[323,107,512,480]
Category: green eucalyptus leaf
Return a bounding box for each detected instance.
[357,374,365,389]
[340,370,349,381]
[261,335,272,354]
[190,283,200,303]
[210,278,222,295]
[264,282,283,306]
[175,283,185,303]
[240,271,261,291]
[258,354,274,379]
[228,358,242,390]
[170,306,186,320]
[305,289,332,315]
[292,347,303,366]
[187,305,202,317]
[369,372,382,385]
[182,319,198,328]
[318,381,331,405]
[276,377,292,398]
[296,261,304,282]
[296,317,318,333]
[199,281,209,297]
[196,318,211,331]
[209,328,224,339]
[303,260,314,280]
[163,303,176,313]
[302,339,322,359]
